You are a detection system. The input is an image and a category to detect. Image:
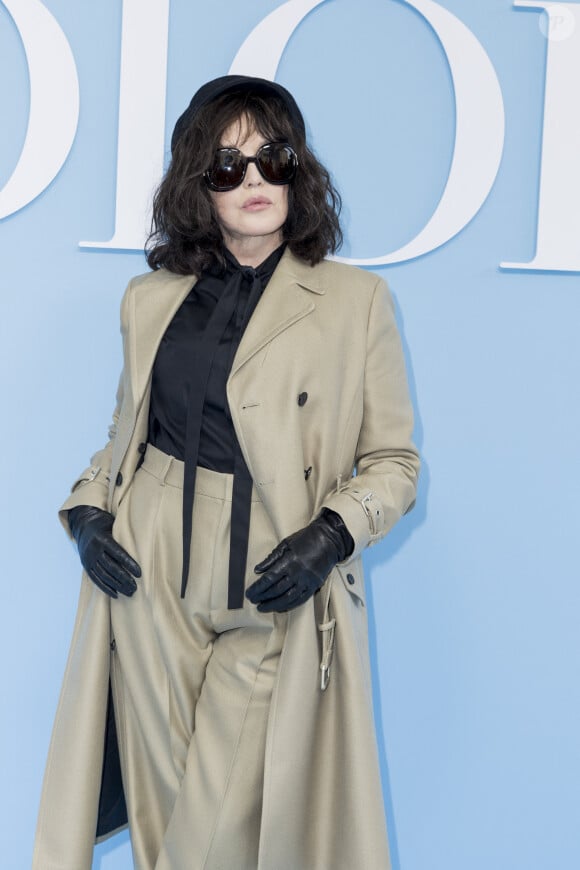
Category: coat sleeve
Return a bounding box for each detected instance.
[58,280,132,539]
[320,276,420,561]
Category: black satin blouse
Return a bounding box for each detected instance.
[148,243,286,468]
[146,242,286,604]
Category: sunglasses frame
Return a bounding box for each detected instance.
[204,142,298,192]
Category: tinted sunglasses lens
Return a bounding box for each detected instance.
[206,144,298,190]
[206,149,245,190]
[257,144,297,184]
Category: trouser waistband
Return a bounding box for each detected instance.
[141,443,263,502]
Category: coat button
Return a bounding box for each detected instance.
[304,466,312,480]
[138,442,147,454]
[346,573,355,585]
[115,471,123,486]
[298,392,308,406]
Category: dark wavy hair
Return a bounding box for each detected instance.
[146,90,342,275]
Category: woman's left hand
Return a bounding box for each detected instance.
[246,510,351,612]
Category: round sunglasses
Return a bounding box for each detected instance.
[204,142,298,192]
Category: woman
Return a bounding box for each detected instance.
[34,75,420,870]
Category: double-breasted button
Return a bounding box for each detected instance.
[346,573,355,585]
[138,442,147,455]
[304,466,312,480]
[110,639,116,651]
[298,392,308,406]
[115,472,123,486]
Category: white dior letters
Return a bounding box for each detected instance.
[0,0,79,221]
[501,2,580,271]
[332,0,506,266]
[0,0,577,272]
[80,0,170,250]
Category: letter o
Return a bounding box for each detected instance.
[231,0,505,265]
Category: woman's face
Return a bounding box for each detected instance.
[209,118,289,262]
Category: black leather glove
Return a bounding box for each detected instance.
[246,508,354,613]
[68,505,141,598]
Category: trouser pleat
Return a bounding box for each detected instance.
[109,444,285,870]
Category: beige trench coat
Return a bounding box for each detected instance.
[33,249,420,870]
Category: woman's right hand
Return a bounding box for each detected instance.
[68,505,141,598]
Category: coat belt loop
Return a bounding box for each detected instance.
[318,577,336,691]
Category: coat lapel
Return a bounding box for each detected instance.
[119,253,324,489]
[126,251,325,412]
[129,270,197,405]
[230,249,325,378]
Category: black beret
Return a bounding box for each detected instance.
[170,74,306,153]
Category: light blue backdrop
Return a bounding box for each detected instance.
[1,1,579,868]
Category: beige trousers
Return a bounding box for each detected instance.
[109,444,286,870]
